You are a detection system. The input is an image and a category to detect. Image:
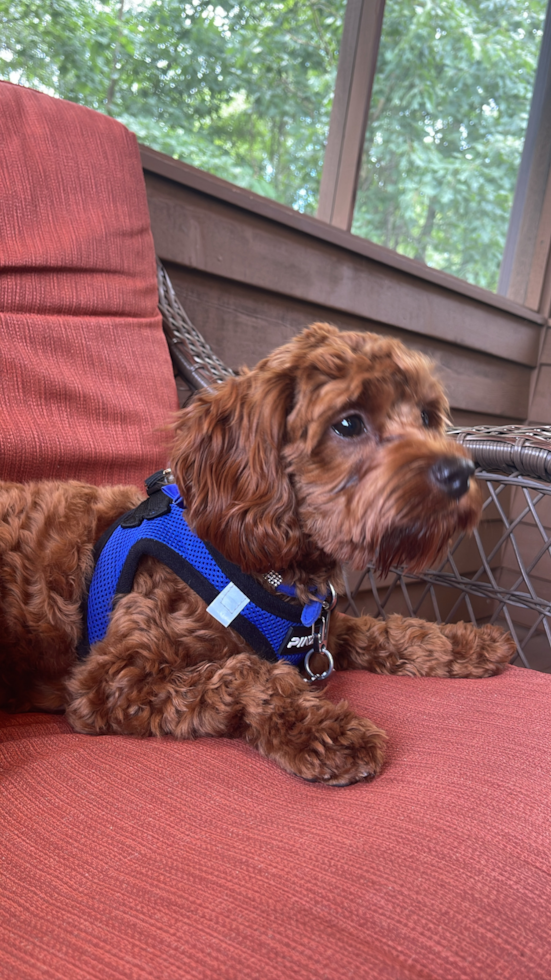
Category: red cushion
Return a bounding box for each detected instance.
[2,666,550,980]
[0,82,178,486]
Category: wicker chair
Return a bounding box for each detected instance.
[157,260,551,675]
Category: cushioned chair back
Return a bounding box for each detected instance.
[0,81,178,486]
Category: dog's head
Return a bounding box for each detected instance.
[171,324,481,587]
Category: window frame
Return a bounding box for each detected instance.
[317,0,551,315]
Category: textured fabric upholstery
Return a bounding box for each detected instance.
[1,83,550,980]
[2,667,550,980]
[0,81,178,486]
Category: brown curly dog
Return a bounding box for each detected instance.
[0,324,514,784]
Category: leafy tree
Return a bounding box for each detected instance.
[352,0,547,290]
[0,0,547,289]
[0,0,345,210]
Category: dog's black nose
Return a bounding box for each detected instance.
[430,456,475,499]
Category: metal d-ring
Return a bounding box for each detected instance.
[324,583,338,612]
[304,647,334,682]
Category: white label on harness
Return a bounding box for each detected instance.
[206,583,250,627]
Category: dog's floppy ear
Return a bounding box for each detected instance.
[171,369,303,573]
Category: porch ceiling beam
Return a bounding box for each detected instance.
[316,0,385,231]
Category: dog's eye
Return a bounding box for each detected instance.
[421,410,431,428]
[332,415,366,438]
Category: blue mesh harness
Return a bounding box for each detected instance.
[80,482,329,668]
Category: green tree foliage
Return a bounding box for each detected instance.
[0,0,345,211]
[353,0,547,290]
[0,0,547,290]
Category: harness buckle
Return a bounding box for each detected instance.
[323,583,338,612]
[304,647,334,682]
[145,467,176,496]
[303,584,337,682]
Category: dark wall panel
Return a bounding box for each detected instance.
[143,155,544,424]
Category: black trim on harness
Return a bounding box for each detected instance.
[115,539,279,663]
[77,492,302,664]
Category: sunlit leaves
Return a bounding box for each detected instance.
[352,0,547,290]
[1,0,546,289]
[0,0,345,211]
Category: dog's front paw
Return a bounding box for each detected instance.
[264,700,386,786]
[441,621,516,677]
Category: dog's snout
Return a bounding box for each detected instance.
[430,456,475,499]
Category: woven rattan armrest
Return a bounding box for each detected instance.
[157,260,236,393]
[450,426,551,482]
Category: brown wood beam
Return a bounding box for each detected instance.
[140,146,543,330]
[143,164,542,366]
[316,0,385,230]
[159,261,532,420]
[142,158,543,419]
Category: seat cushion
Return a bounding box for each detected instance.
[0,82,178,486]
[2,666,550,980]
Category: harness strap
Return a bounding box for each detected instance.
[79,486,329,668]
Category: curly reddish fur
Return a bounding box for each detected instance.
[0,325,515,784]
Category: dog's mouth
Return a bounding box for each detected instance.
[373,518,461,577]
[310,472,481,575]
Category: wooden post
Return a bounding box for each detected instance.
[316,0,385,230]
[498,0,551,316]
